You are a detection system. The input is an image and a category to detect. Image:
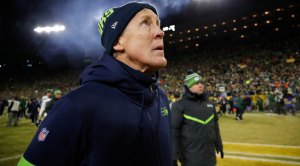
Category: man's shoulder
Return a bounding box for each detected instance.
[64,82,123,104]
[172,98,187,107]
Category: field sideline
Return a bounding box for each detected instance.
[0,111,299,166]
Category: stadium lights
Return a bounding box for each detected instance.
[34,24,66,33]
[163,25,175,32]
[0,64,6,68]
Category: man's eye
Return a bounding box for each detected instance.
[141,20,150,26]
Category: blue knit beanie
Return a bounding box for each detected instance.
[98,2,157,55]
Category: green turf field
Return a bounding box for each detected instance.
[0,111,299,166]
[216,112,300,166]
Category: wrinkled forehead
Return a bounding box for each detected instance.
[134,9,160,24]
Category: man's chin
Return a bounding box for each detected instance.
[196,92,204,95]
[154,58,167,69]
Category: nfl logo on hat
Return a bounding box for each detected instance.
[38,128,49,142]
[111,21,118,29]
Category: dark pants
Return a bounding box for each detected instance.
[285,104,295,115]
[220,105,226,114]
[275,103,284,114]
[0,106,4,116]
[236,107,244,120]
[7,111,19,127]
[18,108,26,118]
[30,111,38,123]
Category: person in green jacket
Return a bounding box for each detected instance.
[268,91,276,114]
[234,93,245,120]
[256,96,264,112]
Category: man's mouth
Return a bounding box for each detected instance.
[154,45,164,51]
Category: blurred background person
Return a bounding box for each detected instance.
[27,98,40,124]
[37,89,52,125]
[0,96,8,117]
[44,89,62,117]
[6,96,21,127]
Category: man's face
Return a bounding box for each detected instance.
[47,92,52,97]
[116,9,167,74]
[189,83,205,95]
[55,93,62,99]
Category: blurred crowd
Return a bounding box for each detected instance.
[162,37,300,114]
[1,37,299,120]
[0,89,62,127]
[162,37,300,98]
[0,71,79,98]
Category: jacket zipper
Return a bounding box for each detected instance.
[146,111,161,166]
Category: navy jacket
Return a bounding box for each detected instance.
[20,53,172,166]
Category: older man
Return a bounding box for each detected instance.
[18,2,172,166]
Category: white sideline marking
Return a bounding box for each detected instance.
[223,155,300,165]
[225,151,300,160]
[244,113,296,117]
[0,155,21,162]
[224,142,300,148]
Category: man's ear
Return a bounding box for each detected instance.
[113,37,124,52]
